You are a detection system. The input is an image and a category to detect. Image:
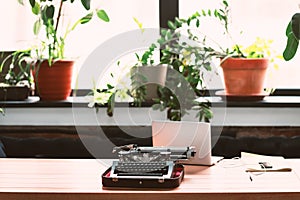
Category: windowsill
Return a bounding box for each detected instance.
[1,94,300,127]
[1,95,300,108]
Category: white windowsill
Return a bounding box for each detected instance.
[1,106,300,127]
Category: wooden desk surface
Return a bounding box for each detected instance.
[0,158,299,200]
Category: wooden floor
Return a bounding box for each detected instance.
[0,158,299,200]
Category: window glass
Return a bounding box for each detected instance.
[65,0,160,89]
[0,1,159,89]
[180,0,300,88]
[0,2,32,50]
[63,0,159,57]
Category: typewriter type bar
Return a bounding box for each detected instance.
[112,145,196,161]
[136,146,196,161]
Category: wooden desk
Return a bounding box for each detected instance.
[0,158,299,200]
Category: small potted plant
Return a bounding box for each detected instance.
[130,43,168,106]
[12,0,109,101]
[0,50,32,101]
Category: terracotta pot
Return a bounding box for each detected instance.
[220,58,269,95]
[33,60,74,101]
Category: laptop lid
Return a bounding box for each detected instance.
[152,120,220,165]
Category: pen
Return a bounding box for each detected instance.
[248,173,253,182]
[245,168,292,173]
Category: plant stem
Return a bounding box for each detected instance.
[53,0,64,59]
[55,0,64,35]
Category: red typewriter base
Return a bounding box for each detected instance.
[102,164,184,189]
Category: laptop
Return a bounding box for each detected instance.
[152,120,223,166]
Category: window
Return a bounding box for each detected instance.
[0,0,159,89]
[67,0,160,89]
[1,1,300,89]
[0,1,32,50]
[180,0,300,89]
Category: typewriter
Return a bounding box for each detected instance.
[102,144,196,188]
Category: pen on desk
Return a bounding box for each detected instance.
[245,168,292,173]
[248,173,253,182]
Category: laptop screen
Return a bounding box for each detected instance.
[151,120,214,165]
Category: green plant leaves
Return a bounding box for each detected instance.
[286,21,292,36]
[97,9,110,22]
[29,0,35,8]
[107,93,115,117]
[283,13,300,61]
[45,5,55,18]
[292,13,300,40]
[33,19,42,35]
[152,104,162,111]
[17,0,24,5]
[223,0,229,7]
[80,12,93,24]
[81,0,91,10]
[195,103,213,122]
[174,17,182,27]
[79,10,109,24]
[41,5,55,25]
[283,32,299,61]
[133,17,144,32]
[31,1,40,15]
[167,21,176,30]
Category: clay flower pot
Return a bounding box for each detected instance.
[220,58,269,95]
[131,65,167,101]
[33,60,74,101]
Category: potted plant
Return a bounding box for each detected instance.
[219,38,276,97]
[153,0,282,118]
[0,50,32,101]
[92,0,279,121]
[12,0,109,101]
[91,1,230,122]
[148,1,231,121]
[283,13,300,61]
[130,43,168,106]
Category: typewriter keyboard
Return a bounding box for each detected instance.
[113,162,170,176]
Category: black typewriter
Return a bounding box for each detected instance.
[102,144,196,188]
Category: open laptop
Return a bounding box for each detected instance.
[152,120,223,166]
